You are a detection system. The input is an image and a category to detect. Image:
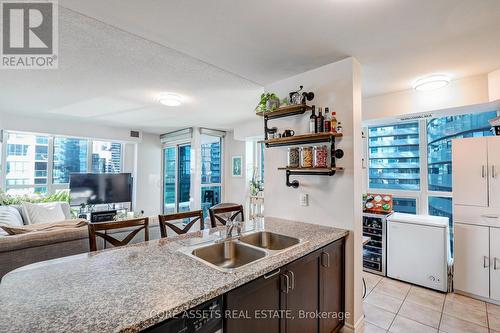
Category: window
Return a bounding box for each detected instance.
[91,141,122,173]
[163,147,176,214]
[53,137,88,184]
[368,122,420,190]
[427,112,496,192]
[4,132,49,195]
[367,110,498,256]
[2,132,124,196]
[393,197,417,214]
[178,145,191,213]
[428,196,454,255]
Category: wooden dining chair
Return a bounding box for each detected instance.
[209,203,244,228]
[158,210,204,238]
[87,217,149,252]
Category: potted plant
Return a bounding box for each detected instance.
[255,92,280,113]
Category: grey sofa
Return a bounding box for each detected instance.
[0,204,163,280]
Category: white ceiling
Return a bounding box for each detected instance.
[0,7,262,134]
[60,0,500,96]
[1,1,499,134]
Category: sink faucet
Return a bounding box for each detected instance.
[225,219,242,240]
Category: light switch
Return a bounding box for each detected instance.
[300,193,309,206]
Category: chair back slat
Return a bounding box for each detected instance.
[87,217,149,252]
[158,210,204,238]
[209,203,244,228]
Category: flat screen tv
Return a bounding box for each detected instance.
[69,173,132,206]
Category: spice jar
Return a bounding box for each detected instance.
[287,147,300,168]
[300,147,313,168]
[313,145,328,168]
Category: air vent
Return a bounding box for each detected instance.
[130,130,140,138]
[399,113,433,121]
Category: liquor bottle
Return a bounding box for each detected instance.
[309,106,317,133]
[316,107,324,133]
[324,107,331,132]
[331,111,338,132]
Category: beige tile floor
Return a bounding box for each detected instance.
[363,272,500,333]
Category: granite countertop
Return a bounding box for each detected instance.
[0,217,348,333]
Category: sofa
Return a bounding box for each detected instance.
[0,203,163,280]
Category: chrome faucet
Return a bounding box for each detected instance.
[225,218,242,240]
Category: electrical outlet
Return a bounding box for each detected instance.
[300,193,309,206]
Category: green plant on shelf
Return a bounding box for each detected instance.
[255,92,279,113]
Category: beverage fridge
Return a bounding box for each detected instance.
[362,212,390,276]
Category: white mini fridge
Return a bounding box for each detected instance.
[387,213,452,292]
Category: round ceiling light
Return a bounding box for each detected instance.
[158,93,183,106]
[413,75,450,92]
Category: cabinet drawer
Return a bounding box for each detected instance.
[453,205,500,227]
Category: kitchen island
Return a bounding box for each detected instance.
[0,217,348,333]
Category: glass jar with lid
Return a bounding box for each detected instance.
[300,147,313,168]
[287,147,300,168]
[313,145,328,168]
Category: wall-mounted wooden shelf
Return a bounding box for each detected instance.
[256,103,312,119]
[265,132,343,147]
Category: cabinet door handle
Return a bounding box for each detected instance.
[495,257,499,270]
[493,165,497,179]
[482,165,486,178]
[280,274,290,294]
[321,252,330,268]
[264,268,280,279]
[288,271,295,291]
[481,215,499,219]
[484,256,490,268]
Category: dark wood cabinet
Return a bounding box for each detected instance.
[224,267,283,333]
[283,250,321,333]
[224,238,345,333]
[319,238,345,333]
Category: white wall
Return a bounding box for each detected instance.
[489,69,500,102]
[263,57,363,330]
[363,74,489,121]
[0,112,163,216]
[223,131,248,205]
[133,132,162,216]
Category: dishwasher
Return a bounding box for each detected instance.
[144,296,223,333]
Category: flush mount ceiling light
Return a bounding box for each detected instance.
[413,75,450,92]
[158,93,183,106]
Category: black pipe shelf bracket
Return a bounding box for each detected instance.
[257,103,344,188]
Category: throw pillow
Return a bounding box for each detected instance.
[22,202,66,225]
[0,206,24,236]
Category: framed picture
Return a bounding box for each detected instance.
[232,156,243,177]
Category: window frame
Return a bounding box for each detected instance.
[366,111,497,215]
[1,131,124,196]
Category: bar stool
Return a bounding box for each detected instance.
[209,203,244,228]
[158,210,204,238]
[87,217,149,252]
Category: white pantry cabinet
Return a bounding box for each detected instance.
[452,137,489,207]
[453,136,500,302]
[491,227,500,301]
[454,223,490,298]
[488,137,500,209]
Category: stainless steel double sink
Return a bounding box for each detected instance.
[180,231,302,272]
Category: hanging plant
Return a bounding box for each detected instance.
[255,92,280,113]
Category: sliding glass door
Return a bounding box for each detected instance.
[200,134,222,218]
[163,144,192,214]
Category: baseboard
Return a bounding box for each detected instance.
[454,289,500,306]
[341,315,365,333]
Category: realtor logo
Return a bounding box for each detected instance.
[1,0,58,69]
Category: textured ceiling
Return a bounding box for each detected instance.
[61,0,500,96]
[0,8,262,134]
[1,1,499,133]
